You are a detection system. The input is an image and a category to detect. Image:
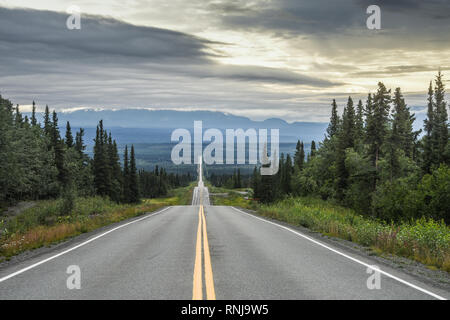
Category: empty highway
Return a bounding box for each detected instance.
[0,177,448,299]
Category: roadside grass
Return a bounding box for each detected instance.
[209,186,450,272]
[0,184,195,260]
[207,183,255,208]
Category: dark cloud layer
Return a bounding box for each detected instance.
[0,7,336,86]
[0,6,341,121]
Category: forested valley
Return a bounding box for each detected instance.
[0,97,193,212]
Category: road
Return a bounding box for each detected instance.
[0,177,448,299]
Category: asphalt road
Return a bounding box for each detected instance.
[0,184,448,300]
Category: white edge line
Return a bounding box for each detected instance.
[231,206,446,301]
[0,206,172,283]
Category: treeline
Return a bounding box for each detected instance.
[0,97,193,209]
[139,166,193,198]
[208,169,251,189]
[253,72,449,223]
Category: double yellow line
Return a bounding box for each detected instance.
[192,205,216,300]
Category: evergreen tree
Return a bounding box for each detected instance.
[433,71,449,165]
[43,105,51,136]
[391,87,416,158]
[31,101,37,126]
[423,82,435,173]
[14,104,23,127]
[237,168,242,188]
[93,120,111,196]
[355,99,364,143]
[251,166,261,199]
[52,110,67,186]
[327,99,340,138]
[282,153,293,194]
[310,141,317,158]
[294,140,305,170]
[65,121,74,148]
[128,145,140,203]
[341,96,356,149]
[122,145,130,202]
[75,128,86,155]
[108,134,122,202]
[366,83,391,169]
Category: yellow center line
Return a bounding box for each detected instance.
[192,206,203,300]
[201,205,216,300]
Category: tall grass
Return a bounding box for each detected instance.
[258,197,450,272]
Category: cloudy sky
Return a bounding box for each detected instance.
[0,0,449,122]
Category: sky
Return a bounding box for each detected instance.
[0,0,449,122]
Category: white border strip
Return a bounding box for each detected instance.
[231,207,446,300]
[0,206,172,283]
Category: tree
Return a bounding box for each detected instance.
[282,153,293,194]
[433,71,449,165]
[31,101,37,126]
[294,140,305,170]
[65,121,74,148]
[327,99,340,139]
[391,88,416,158]
[108,134,122,202]
[122,145,130,202]
[43,105,51,137]
[355,99,364,143]
[93,120,111,196]
[128,145,140,203]
[423,81,435,173]
[366,82,391,170]
[310,140,316,158]
[335,96,356,200]
[52,110,67,186]
[251,166,261,199]
[75,128,86,155]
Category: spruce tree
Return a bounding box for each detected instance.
[310,140,317,158]
[43,105,51,136]
[31,100,37,126]
[391,87,416,158]
[108,134,122,202]
[251,166,261,199]
[128,145,140,203]
[366,83,391,169]
[341,96,356,149]
[423,81,435,173]
[294,140,305,170]
[52,110,67,186]
[433,71,449,165]
[65,121,74,148]
[93,120,111,196]
[122,145,130,202]
[75,128,86,155]
[327,99,340,138]
[355,99,364,143]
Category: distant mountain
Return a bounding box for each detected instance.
[31,109,329,143]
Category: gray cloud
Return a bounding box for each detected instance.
[208,0,450,53]
[0,7,337,86]
[0,6,342,122]
[351,65,450,77]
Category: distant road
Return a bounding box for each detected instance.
[0,179,448,299]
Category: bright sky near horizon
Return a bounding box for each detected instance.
[0,0,449,122]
